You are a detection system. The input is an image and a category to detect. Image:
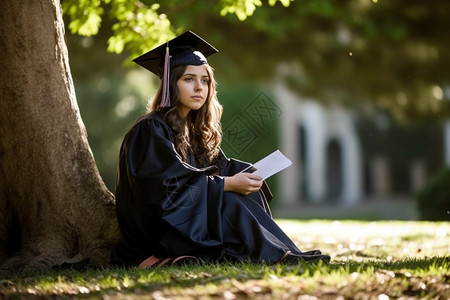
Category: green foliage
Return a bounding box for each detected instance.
[63,0,104,36]
[197,0,450,120]
[268,0,292,7]
[107,2,174,55]
[220,0,262,21]
[416,167,450,221]
[62,0,294,57]
[62,0,450,119]
[1,221,449,299]
[63,0,175,58]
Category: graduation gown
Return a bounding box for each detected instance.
[111,111,328,266]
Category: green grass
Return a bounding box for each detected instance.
[1,220,449,299]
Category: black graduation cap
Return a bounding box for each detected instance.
[133,31,218,108]
[133,31,218,77]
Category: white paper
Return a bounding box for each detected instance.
[246,150,292,179]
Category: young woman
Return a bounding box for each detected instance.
[111,31,330,267]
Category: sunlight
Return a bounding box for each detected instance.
[115,95,137,118]
[432,85,443,101]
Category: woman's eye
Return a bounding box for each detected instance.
[202,79,210,84]
[184,77,193,82]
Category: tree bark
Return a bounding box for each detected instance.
[0,0,120,270]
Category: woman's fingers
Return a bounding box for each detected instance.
[224,172,264,195]
[244,174,263,195]
[244,173,263,181]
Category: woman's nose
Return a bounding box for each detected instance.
[194,80,203,91]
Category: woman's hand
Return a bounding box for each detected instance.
[223,173,263,195]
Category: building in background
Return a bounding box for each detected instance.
[271,81,442,219]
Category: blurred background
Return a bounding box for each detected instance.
[64,0,450,221]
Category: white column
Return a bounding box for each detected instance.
[341,132,363,205]
[274,84,301,207]
[445,120,450,167]
[302,102,326,202]
[325,108,362,205]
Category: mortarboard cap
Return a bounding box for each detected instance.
[133,30,218,77]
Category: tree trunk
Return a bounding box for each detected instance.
[0,0,120,271]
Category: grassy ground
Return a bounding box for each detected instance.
[1,220,449,299]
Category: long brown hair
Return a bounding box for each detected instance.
[148,64,223,164]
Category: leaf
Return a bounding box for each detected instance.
[107,35,125,54]
[268,0,293,7]
[62,0,104,36]
[219,0,263,21]
[105,1,175,55]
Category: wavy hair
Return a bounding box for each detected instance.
[147,64,223,165]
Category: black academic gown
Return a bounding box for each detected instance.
[111,111,328,266]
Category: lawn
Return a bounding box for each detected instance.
[1,220,449,299]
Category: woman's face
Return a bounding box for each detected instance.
[176,65,210,118]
